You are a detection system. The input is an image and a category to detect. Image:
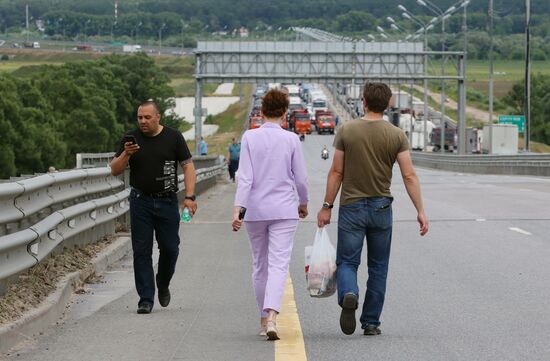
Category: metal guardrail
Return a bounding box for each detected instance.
[412,153,550,176]
[0,189,130,282]
[0,159,227,295]
[0,168,124,233]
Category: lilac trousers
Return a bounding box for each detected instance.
[245,219,298,317]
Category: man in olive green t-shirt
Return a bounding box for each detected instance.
[317,82,429,337]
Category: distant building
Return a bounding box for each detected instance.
[36,19,45,32]
[239,27,249,38]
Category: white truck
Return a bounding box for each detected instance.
[311,97,328,120]
[411,119,435,150]
[389,92,412,109]
[284,84,301,97]
[123,44,142,53]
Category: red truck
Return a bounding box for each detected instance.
[315,111,335,134]
[292,110,312,135]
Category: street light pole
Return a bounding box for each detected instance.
[400,6,430,151]
[387,17,412,42]
[25,4,29,43]
[133,22,142,44]
[84,19,90,45]
[457,0,469,154]
[159,23,166,55]
[524,0,531,152]
[417,0,449,153]
[180,20,185,54]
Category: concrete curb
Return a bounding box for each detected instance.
[0,234,132,355]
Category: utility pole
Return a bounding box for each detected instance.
[524,0,531,152]
[488,0,494,124]
[458,0,469,155]
[25,4,29,43]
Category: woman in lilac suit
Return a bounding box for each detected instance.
[232,89,309,340]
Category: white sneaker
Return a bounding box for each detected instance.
[266,321,280,341]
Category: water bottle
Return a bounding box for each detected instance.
[181,208,191,223]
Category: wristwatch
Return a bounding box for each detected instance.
[322,202,333,209]
[184,195,196,201]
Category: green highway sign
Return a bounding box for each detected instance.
[498,115,525,133]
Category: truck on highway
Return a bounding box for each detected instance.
[430,128,457,152]
[292,111,312,135]
[123,44,142,53]
[284,85,301,98]
[315,111,335,134]
[23,41,40,49]
[310,96,328,121]
[389,91,411,109]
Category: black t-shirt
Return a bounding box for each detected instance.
[115,126,192,194]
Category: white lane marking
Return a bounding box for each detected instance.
[509,227,532,236]
[476,219,486,222]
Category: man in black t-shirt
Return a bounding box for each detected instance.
[111,100,197,314]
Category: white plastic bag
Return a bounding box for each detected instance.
[305,227,336,298]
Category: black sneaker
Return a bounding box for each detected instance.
[363,324,382,336]
[137,303,152,314]
[339,293,358,335]
[158,287,171,307]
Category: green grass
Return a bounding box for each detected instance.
[424,60,550,122]
[406,86,480,128]
[205,84,252,134]
[0,49,107,73]
[432,60,550,99]
[190,84,252,156]
[169,78,219,97]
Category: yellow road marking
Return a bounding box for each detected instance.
[275,276,307,361]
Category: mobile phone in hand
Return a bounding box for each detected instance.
[233,207,247,231]
[238,207,247,220]
[123,135,137,145]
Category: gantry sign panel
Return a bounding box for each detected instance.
[195,41,427,83]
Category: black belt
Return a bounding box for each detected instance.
[133,188,176,199]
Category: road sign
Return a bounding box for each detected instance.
[498,115,525,133]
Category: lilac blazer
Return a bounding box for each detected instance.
[234,122,309,221]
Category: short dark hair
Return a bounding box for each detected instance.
[363,82,392,113]
[261,89,289,118]
[139,100,160,115]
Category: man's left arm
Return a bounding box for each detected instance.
[317,149,344,227]
[181,160,197,215]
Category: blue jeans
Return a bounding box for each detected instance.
[129,189,180,307]
[337,197,393,328]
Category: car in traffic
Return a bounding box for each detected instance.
[315,111,335,134]
[292,110,312,135]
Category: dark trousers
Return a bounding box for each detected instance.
[229,159,239,180]
[129,189,180,306]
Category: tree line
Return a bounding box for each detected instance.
[1,0,550,60]
[0,52,548,180]
[504,74,550,146]
[0,53,182,178]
